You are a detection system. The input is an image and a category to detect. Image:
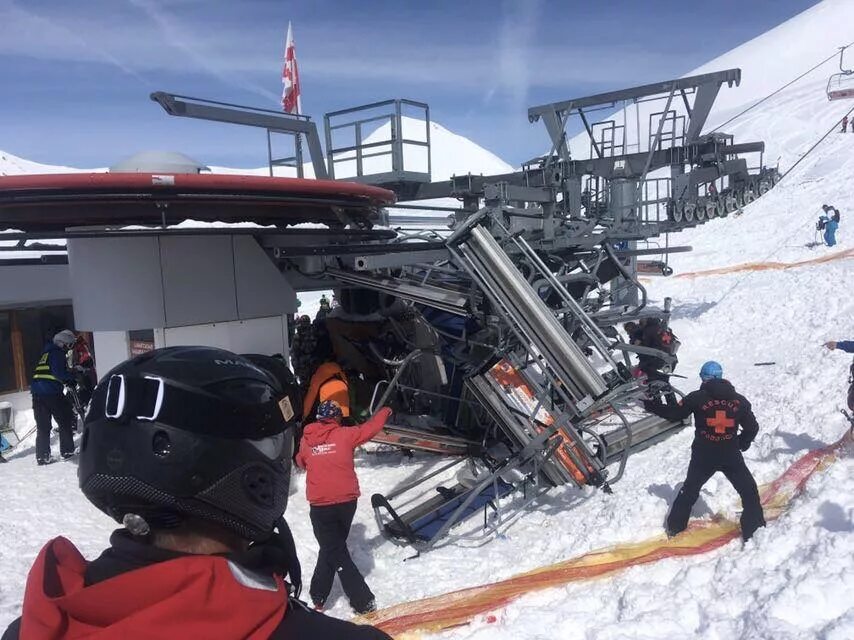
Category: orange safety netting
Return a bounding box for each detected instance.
[361,429,852,638]
[675,247,854,279]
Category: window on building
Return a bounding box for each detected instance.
[0,306,77,395]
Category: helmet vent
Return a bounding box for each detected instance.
[152,430,172,457]
[243,467,275,507]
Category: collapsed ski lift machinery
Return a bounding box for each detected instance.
[827,46,854,101]
[0,67,781,553]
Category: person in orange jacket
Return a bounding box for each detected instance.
[296,401,392,614]
[302,362,350,421]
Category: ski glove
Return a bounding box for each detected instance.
[738,434,752,452]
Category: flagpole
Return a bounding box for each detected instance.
[282,21,304,178]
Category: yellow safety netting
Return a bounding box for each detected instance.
[361,429,852,638]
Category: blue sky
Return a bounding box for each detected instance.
[0,0,819,169]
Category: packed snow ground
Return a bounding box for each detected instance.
[2,1,854,637]
[2,213,851,638]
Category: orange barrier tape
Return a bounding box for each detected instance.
[362,429,852,638]
[675,247,854,279]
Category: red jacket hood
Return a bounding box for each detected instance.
[17,537,286,639]
[301,419,342,447]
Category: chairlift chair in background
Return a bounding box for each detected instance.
[827,46,854,101]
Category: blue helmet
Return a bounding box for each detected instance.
[699,360,723,381]
[316,400,343,420]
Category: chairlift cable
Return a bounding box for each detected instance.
[778,101,854,182]
[710,41,854,134]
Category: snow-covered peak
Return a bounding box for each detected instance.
[0,149,84,176]
[420,119,515,179]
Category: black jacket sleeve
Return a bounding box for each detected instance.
[1,617,20,640]
[273,599,392,639]
[737,396,759,447]
[645,391,698,421]
[642,323,664,350]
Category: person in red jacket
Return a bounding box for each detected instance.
[2,347,390,640]
[296,400,392,614]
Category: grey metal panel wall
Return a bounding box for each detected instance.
[68,237,166,331]
[0,264,71,309]
[232,236,297,318]
[68,234,297,331]
[160,235,238,327]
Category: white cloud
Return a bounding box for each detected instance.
[126,0,280,103]
[0,0,149,83]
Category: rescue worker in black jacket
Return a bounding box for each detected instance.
[645,360,766,541]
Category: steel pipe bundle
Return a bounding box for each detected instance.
[458,226,608,401]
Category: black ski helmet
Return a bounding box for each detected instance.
[78,346,295,541]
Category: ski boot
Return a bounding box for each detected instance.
[353,599,377,615]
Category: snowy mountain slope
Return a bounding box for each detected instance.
[566,0,854,166]
[695,0,854,128]
[0,149,83,176]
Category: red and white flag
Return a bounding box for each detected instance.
[281,21,301,114]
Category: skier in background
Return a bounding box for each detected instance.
[296,400,392,614]
[823,340,854,412]
[817,205,840,247]
[645,360,765,541]
[824,214,839,247]
[842,115,848,133]
[291,315,319,386]
[315,294,332,323]
[3,347,390,639]
[70,334,96,406]
[31,329,77,465]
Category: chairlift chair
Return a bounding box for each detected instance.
[827,46,854,101]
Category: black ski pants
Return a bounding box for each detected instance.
[33,393,75,461]
[309,500,373,610]
[668,446,766,541]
